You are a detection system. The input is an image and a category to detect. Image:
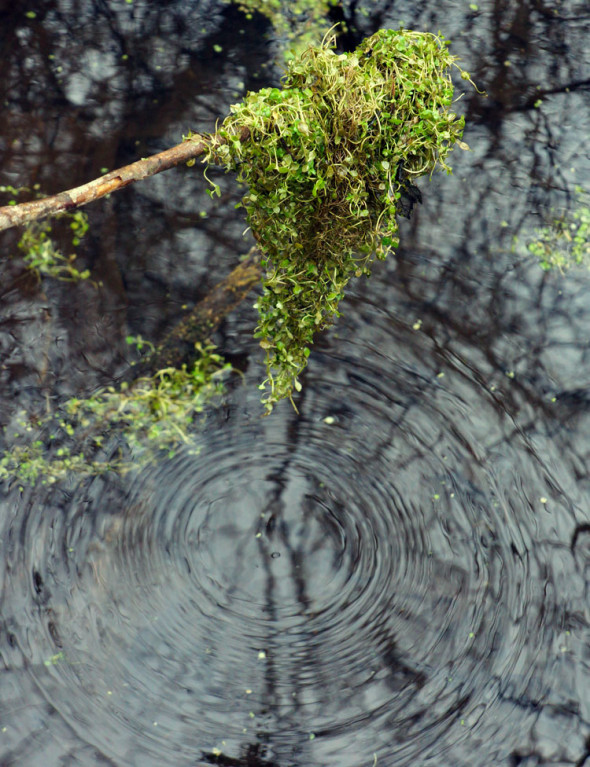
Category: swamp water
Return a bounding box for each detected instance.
[0,1,589,765]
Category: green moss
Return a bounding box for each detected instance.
[204,29,471,412]
[1,186,92,281]
[0,29,476,485]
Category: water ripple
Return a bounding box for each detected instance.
[2,299,587,766]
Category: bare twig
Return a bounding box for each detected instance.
[0,126,250,233]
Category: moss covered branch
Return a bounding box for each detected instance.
[122,246,262,382]
[0,28,478,485]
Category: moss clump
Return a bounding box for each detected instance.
[205,29,470,412]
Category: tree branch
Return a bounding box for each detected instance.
[120,246,262,384]
[0,126,250,233]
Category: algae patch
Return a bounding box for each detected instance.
[204,29,472,411]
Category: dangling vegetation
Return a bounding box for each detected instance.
[204,28,472,412]
[17,211,91,282]
[0,27,477,485]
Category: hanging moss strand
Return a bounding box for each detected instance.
[203,29,470,412]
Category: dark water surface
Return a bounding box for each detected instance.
[1,1,590,765]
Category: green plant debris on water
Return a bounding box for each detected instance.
[203,28,472,412]
[0,345,230,486]
[521,186,590,273]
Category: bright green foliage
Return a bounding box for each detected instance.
[0,345,230,485]
[205,29,468,412]
[525,187,590,272]
[17,211,91,282]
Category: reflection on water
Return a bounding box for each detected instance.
[1,1,590,765]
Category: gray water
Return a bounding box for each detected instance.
[1,1,590,765]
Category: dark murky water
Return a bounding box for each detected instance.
[1,1,590,765]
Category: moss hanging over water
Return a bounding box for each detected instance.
[1,185,91,281]
[205,29,471,412]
